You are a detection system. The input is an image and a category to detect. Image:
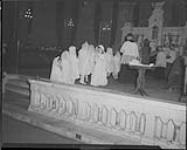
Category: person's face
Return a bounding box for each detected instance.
[127,36,132,41]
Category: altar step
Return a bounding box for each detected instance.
[3,74,46,96]
[3,90,140,145]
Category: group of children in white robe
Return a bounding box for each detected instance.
[50,41,121,87]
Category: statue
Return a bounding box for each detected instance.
[148,1,165,45]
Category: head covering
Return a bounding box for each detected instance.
[82,41,89,49]
[106,47,113,55]
[61,51,69,60]
[97,45,104,50]
[69,46,76,51]
[96,45,105,54]
[143,38,150,47]
[89,44,95,50]
[125,33,134,42]
[69,46,76,56]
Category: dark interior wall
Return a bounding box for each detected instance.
[2,1,15,44]
[30,1,57,47]
[164,0,187,27]
[3,0,187,49]
[2,1,17,71]
[75,0,96,47]
[113,1,136,51]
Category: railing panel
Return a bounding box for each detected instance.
[28,80,186,149]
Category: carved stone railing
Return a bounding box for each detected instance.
[28,79,186,149]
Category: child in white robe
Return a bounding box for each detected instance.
[86,44,96,77]
[60,51,72,84]
[91,45,108,86]
[105,47,114,77]
[78,41,90,84]
[69,46,79,84]
[112,51,121,80]
[50,56,63,82]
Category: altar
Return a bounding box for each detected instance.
[121,2,187,49]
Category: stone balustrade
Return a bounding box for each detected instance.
[28,79,186,149]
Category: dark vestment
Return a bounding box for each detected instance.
[141,46,151,64]
[167,56,185,89]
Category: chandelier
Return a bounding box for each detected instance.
[102,20,112,31]
[24,8,33,20]
[67,18,74,27]
[64,18,74,28]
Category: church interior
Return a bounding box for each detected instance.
[1,0,187,149]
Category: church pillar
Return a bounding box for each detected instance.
[113,2,135,51]
[70,0,80,45]
[56,0,65,48]
[110,0,119,47]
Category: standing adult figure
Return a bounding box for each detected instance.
[141,38,151,64]
[120,33,140,64]
[165,44,177,81]
[119,33,139,83]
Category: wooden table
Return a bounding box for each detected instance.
[129,64,155,96]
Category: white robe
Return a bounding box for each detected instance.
[78,43,90,76]
[112,52,121,79]
[91,53,108,86]
[105,48,114,76]
[87,45,96,75]
[69,48,80,83]
[60,51,72,84]
[50,56,63,82]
